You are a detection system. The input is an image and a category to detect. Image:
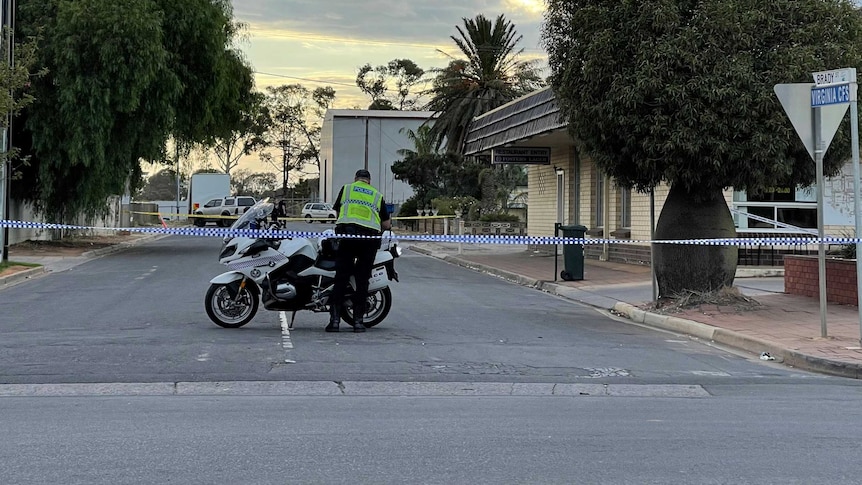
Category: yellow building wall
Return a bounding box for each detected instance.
[527,146,576,237]
[529,151,740,247]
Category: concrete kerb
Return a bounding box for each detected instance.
[0,266,46,287]
[79,233,167,259]
[408,245,862,379]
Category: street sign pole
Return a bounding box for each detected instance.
[850,88,862,344]
[777,70,859,340]
[814,106,828,337]
[0,0,10,263]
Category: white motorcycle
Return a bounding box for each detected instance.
[204,199,401,329]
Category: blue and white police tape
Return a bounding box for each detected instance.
[0,219,853,246]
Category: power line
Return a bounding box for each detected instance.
[254,71,359,88]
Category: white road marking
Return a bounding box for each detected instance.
[279,311,296,364]
[135,267,158,280]
[196,353,209,362]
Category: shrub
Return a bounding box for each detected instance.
[828,230,856,259]
[430,197,456,215]
[398,196,419,218]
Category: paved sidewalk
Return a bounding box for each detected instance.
[408,241,862,379]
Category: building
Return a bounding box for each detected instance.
[319,109,436,206]
[463,87,856,265]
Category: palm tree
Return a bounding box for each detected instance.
[424,14,544,153]
[397,125,437,158]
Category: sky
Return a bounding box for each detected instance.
[231,0,549,109]
[147,1,550,182]
[223,0,549,177]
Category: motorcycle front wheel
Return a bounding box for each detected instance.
[205,282,260,328]
[341,287,392,328]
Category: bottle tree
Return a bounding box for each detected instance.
[542,0,862,296]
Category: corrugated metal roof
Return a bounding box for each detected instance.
[325,109,436,120]
[462,87,566,155]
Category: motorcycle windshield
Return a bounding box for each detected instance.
[227,198,273,234]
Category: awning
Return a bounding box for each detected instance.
[462,87,566,156]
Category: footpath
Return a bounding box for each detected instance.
[407,241,862,379]
[4,231,862,379]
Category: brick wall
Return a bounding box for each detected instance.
[784,255,859,306]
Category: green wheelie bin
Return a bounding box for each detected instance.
[558,224,587,281]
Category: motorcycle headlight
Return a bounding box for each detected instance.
[220,244,237,260]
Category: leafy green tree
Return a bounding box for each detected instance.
[391,125,482,206]
[424,14,545,153]
[13,0,253,222]
[260,84,335,195]
[293,177,319,200]
[542,0,862,296]
[158,0,253,147]
[136,168,184,201]
[356,59,425,110]
[230,168,277,198]
[0,29,44,180]
[211,91,269,175]
[479,164,526,213]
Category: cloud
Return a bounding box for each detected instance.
[231,0,548,122]
[234,0,546,53]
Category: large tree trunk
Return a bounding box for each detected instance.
[653,185,737,298]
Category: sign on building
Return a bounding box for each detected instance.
[491,147,551,165]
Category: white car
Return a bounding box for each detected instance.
[194,196,257,227]
[301,202,337,223]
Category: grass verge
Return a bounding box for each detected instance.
[0,260,42,272]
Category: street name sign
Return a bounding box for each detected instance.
[811,84,852,107]
[813,68,857,87]
[491,147,551,165]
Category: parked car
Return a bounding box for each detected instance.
[194,196,257,227]
[301,202,337,223]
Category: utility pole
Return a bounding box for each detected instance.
[0,0,14,263]
[363,116,369,170]
[174,142,180,219]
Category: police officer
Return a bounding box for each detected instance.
[327,168,391,333]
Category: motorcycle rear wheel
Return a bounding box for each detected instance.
[340,287,392,328]
[205,282,259,328]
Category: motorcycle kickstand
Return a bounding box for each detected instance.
[289,311,297,330]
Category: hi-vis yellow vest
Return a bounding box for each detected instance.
[337,181,383,232]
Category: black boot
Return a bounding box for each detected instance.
[353,304,366,333]
[325,305,340,332]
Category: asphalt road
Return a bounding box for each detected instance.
[3,228,862,483]
[3,392,862,484]
[0,231,828,385]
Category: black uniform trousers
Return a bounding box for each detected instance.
[330,224,380,318]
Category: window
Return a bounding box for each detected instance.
[734,186,816,232]
[620,186,631,228]
[595,170,604,227]
[224,198,236,207]
[239,198,254,207]
[205,199,220,208]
